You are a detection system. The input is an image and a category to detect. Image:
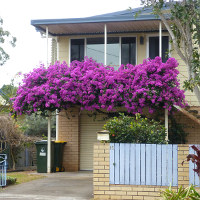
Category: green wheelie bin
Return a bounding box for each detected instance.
[35,140,55,173]
[54,141,66,172]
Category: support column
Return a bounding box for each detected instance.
[46,26,52,173]
[159,21,169,141]
[56,37,59,141]
[46,26,49,67]
[104,24,107,65]
[47,111,51,173]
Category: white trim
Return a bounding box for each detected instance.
[69,38,71,64]
[46,26,49,67]
[47,112,51,173]
[159,22,162,58]
[56,36,59,142]
[135,36,138,65]
[165,108,169,141]
[56,37,59,61]
[84,38,87,58]
[146,36,149,59]
[119,37,121,65]
[104,24,107,65]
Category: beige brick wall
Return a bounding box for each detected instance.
[174,112,200,144]
[58,107,80,171]
[93,143,194,200]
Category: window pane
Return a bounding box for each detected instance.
[107,37,119,67]
[149,36,169,62]
[121,37,136,65]
[87,38,104,64]
[71,39,84,62]
[86,37,120,66]
[162,36,169,62]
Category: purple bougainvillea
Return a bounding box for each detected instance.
[12,57,187,115]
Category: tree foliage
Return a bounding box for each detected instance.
[20,113,56,138]
[12,57,186,116]
[0,115,35,170]
[140,0,200,103]
[0,80,17,113]
[0,17,16,66]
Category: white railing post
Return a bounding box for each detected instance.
[104,24,107,66]
[47,111,51,173]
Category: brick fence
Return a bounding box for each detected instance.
[93,143,198,200]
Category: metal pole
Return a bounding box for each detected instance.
[159,21,169,141]
[47,111,51,173]
[104,24,107,65]
[159,22,162,58]
[56,37,59,141]
[165,109,169,141]
[46,26,51,173]
[46,26,49,67]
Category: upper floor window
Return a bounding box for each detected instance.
[148,36,169,62]
[70,37,136,67]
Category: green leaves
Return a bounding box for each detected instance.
[104,113,166,144]
[0,16,16,66]
[140,0,200,99]
[161,185,200,200]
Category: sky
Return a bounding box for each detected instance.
[0,0,141,87]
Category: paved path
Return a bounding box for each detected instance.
[0,172,93,200]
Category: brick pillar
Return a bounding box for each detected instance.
[58,107,80,171]
[93,143,110,199]
[178,144,189,188]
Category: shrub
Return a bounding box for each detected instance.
[104,113,166,143]
[6,176,17,185]
[12,57,186,116]
[161,185,200,199]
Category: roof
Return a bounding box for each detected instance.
[31,6,168,36]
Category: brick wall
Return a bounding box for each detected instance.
[58,107,80,171]
[93,143,195,200]
[174,112,200,144]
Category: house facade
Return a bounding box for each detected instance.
[31,7,200,171]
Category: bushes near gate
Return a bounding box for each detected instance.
[161,185,200,199]
[104,113,166,144]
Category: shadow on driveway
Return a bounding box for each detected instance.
[0,171,93,200]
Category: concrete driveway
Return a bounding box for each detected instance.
[0,171,93,200]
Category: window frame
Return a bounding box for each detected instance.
[146,33,171,61]
[69,35,137,66]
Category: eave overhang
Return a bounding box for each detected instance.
[31,7,169,36]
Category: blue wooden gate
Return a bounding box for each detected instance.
[110,143,178,186]
[0,154,7,186]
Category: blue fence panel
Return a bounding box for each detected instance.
[109,144,178,186]
[146,144,151,185]
[109,144,115,184]
[0,154,7,187]
[189,145,200,187]
[172,145,178,186]
[135,144,141,185]
[130,144,136,185]
[125,144,130,184]
[114,143,120,184]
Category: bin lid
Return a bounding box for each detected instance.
[54,141,67,144]
[35,140,55,145]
